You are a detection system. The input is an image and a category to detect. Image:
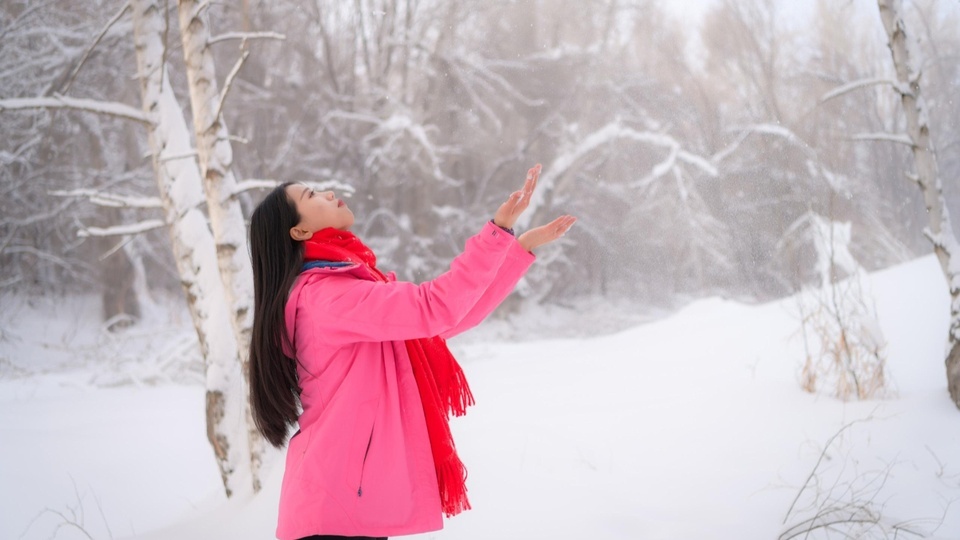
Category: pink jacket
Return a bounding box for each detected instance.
[277,222,535,539]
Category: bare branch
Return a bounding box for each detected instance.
[4,195,78,228]
[781,517,881,540]
[0,95,152,124]
[0,0,58,42]
[783,416,874,524]
[850,132,915,146]
[4,246,96,276]
[208,31,286,45]
[59,2,133,94]
[100,235,135,261]
[212,50,250,127]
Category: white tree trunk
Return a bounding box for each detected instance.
[131,0,251,495]
[176,0,263,491]
[877,0,960,407]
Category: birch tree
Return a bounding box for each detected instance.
[130,0,252,494]
[876,0,960,407]
[1,0,262,495]
[175,0,265,490]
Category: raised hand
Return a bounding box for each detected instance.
[518,215,577,252]
[493,164,540,230]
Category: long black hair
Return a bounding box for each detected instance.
[249,182,304,448]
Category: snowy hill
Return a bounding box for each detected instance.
[1,254,958,539]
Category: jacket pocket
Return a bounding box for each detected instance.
[292,429,311,475]
[357,423,374,497]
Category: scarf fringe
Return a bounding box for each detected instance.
[446,364,475,417]
[437,453,472,517]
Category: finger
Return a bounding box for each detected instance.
[527,163,541,187]
[523,165,539,197]
[521,168,535,198]
[549,215,570,228]
[554,215,575,236]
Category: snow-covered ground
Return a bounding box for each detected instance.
[2,255,958,539]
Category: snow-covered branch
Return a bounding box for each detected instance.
[0,94,153,124]
[208,31,286,45]
[322,110,382,125]
[731,123,804,144]
[231,178,357,197]
[157,150,198,163]
[232,179,280,194]
[711,131,751,164]
[723,123,818,161]
[50,189,162,209]
[77,219,166,237]
[850,132,914,146]
[556,121,718,180]
[517,120,716,229]
[819,78,895,105]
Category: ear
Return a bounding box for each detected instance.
[289,226,312,241]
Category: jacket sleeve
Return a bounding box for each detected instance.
[440,239,535,340]
[298,221,515,345]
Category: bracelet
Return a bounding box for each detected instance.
[490,218,515,236]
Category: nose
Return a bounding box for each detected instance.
[323,191,335,201]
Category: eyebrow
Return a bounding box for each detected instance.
[299,186,310,201]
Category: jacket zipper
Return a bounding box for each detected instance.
[357,428,373,497]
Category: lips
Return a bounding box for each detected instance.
[337,199,345,207]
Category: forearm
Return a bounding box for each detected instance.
[441,239,534,339]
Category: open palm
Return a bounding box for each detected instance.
[492,163,576,252]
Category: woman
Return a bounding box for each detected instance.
[249,164,576,540]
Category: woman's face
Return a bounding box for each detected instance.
[286,184,354,240]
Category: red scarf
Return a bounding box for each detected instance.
[304,228,474,517]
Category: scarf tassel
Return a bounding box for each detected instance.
[445,364,475,418]
[437,453,472,517]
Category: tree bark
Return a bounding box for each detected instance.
[130,0,252,495]
[176,0,263,491]
[877,0,960,407]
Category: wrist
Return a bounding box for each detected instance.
[490,218,515,236]
[518,234,532,252]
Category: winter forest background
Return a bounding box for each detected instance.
[3,0,960,538]
[6,0,959,307]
